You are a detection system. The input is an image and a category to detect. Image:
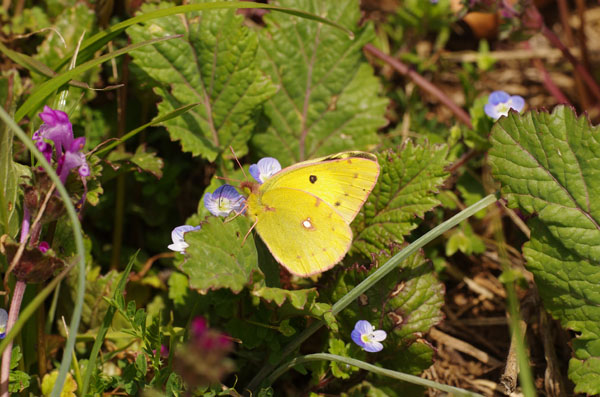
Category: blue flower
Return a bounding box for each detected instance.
[351,320,387,353]
[249,157,281,184]
[168,225,201,253]
[484,91,525,120]
[204,185,246,217]
[0,308,7,339]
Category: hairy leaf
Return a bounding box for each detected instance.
[181,216,257,293]
[127,1,277,161]
[352,143,449,256]
[253,0,387,165]
[489,106,600,394]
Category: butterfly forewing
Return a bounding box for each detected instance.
[260,153,379,224]
[250,187,352,277]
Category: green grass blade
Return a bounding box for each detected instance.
[14,35,181,123]
[267,353,484,397]
[95,102,201,157]
[246,193,499,391]
[0,107,86,397]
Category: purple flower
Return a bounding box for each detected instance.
[0,308,6,339]
[249,157,281,184]
[36,106,74,159]
[204,185,246,217]
[168,225,201,253]
[32,106,90,184]
[484,91,525,120]
[351,320,387,353]
[38,241,50,253]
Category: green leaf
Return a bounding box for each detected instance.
[489,106,600,394]
[352,143,450,256]
[328,339,357,379]
[251,282,317,310]
[181,216,258,293]
[253,0,388,165]
[0,72,19,238]
[127,1,277,161]
[106,145,164,179]
[489,106,600,262]
[8,370,30,394]
[168,271,190,306]
[523,219,600,394]
[34,4,96,79]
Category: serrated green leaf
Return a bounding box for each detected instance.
[127,0,277,161]
[489,106,600,394]
[181,216,258,293]
[489,106,600,262]
[352,143,450,256]
[523,219,600,394]
[251,282,317,309]
[8,370,30,393]
[253,0,387,165]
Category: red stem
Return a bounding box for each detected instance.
[364,43,473,129]
[541,24,600,103]
[0,280,27,397]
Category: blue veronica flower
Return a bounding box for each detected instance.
[249,157,281,184]
[351,320,387,353]
[168,225,201,253]
[0,308,7,339]
[484,91,525,120]
[204,185,246,217]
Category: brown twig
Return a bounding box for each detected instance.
[430,327,504,368]
[129,252,175,282]
[539,309,567,397]
[364,44,473,129]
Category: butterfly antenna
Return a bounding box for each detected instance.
[229,146,248,181]
[242,218,258,246]
[215,175,243,184]
[224,201,248,224]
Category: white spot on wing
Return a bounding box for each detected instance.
[302,218,312,229]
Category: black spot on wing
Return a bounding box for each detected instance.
[309,175,317,183]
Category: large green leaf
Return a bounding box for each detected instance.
[181,216,258,293]
[489,106,600,394]
[127,1,277,161]
[253,0,388,165]
[352,143,450,256]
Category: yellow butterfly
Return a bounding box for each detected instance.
[243,151,379,277]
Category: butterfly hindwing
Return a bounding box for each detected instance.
[250,187,352,276]
[260,152,379,224]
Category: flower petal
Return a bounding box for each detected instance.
[204,185,246,217]
[354,320,373,335]
[249,157,281,184]
[351,329,365,348]
[363,340,384,353]
[488,90,509,105]
[509,95,525,113]
[371,330,387,342]
[168,225,201,253]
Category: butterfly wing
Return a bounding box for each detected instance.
[248,187,352,276]
[261,152,379,224]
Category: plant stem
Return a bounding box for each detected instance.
[246,194,498,392]
[364,43,473,129]
[540,24,600,103]
[0,280,26,397]
[266,353,484,397]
